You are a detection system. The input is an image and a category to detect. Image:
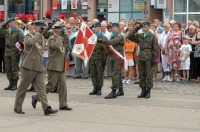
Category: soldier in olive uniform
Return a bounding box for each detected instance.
[128,21,158,98]
[98,23,125,99]
[14,21,58,115]
[89,22,107,96]
[31,23,72,111]
[0,19,24,91]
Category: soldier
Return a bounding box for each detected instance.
[128,21,158,98]
[97,23,125,99]
[31,22,72,111]
[14,21,58,115]
[89,22,107,95]
[0,19,24,91]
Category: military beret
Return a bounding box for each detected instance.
[111,22,119,27]
[31,20,46,27]
[7,18,15,23]
[94,22,101,27]
[54,25,63,29]
[142,21,150,26]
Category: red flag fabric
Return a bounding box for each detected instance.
[72,22,97,67]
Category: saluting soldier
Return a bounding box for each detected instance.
[89,22,107,96]
[128,21,158,98]
[14,21,58,115]
[97,23,125,99]
[31,22,72,111]
[0,19,24,91]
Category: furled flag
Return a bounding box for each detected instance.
[72,22,97,67]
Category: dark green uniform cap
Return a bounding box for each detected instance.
[7,18,15,23]
[94,22,101,27]
[142,21,151,26]
[111,22,119,27]
[31,20,46,27]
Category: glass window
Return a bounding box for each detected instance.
[174,0,187,12]
[174,14,187,24]
[189,0,200,12]
[108,13,119,23]
[120,13,131,25]
[120,0,132,12]
[189,14,200,24]
[97,0,107,12]
[132,12,142,21]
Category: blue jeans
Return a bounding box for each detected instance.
[75,57,89,77]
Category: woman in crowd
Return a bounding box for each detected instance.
[165,23,182,82]
[150,24,160,80]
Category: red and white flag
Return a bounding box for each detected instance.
[72,22,97,67]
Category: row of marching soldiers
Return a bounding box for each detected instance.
[0,9,72,115]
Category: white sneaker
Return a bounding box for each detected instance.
[162,76,167,82]
[177,78,180,82]
[123,80,128,84]
[167,78,173,82]
[126,80,132,85]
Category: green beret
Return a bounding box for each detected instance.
[94,22,101,27]
[7,18,15,23]
[31,20,46,27]
[111,22,119,27]
[142,21,150,26]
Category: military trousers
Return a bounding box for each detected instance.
[14,67,50,110]
[36,70,68,108]
[110,59,123,90]
[4,54,19,81]
[89,59,104,87]
[138,60,153,89]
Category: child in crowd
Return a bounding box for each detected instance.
[180,35,192,83]
[123,37,136,84]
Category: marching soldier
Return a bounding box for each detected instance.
[128,21,158,98]
[89,22,107,95]
[14,21,58,115]
[97,23,125,99]
[31,22,72,111]
[0,19,24,91]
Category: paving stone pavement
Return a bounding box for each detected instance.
[0,73,200,132]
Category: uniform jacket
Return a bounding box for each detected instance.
[0,27,24,56]
[47,34,68,72]
[128,30,158,61]
[105,32,124,60]
[91,33,107,60]
[21,31,45,72]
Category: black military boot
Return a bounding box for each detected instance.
[4,80,13,90]
[137,88,146,98]
[27,84,34,92]
[105,89,117,99]
[96,86,102,96]
[50,83,58,93]
[10,80,18,91]
[32,95,38,109]
[44,106,58,116]
[145,88,151,98]
[116,87,124,96]
[89,85,97,95]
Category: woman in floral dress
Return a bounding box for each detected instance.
[165,23,182,82]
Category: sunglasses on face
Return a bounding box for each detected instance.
[66,27,71,29]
